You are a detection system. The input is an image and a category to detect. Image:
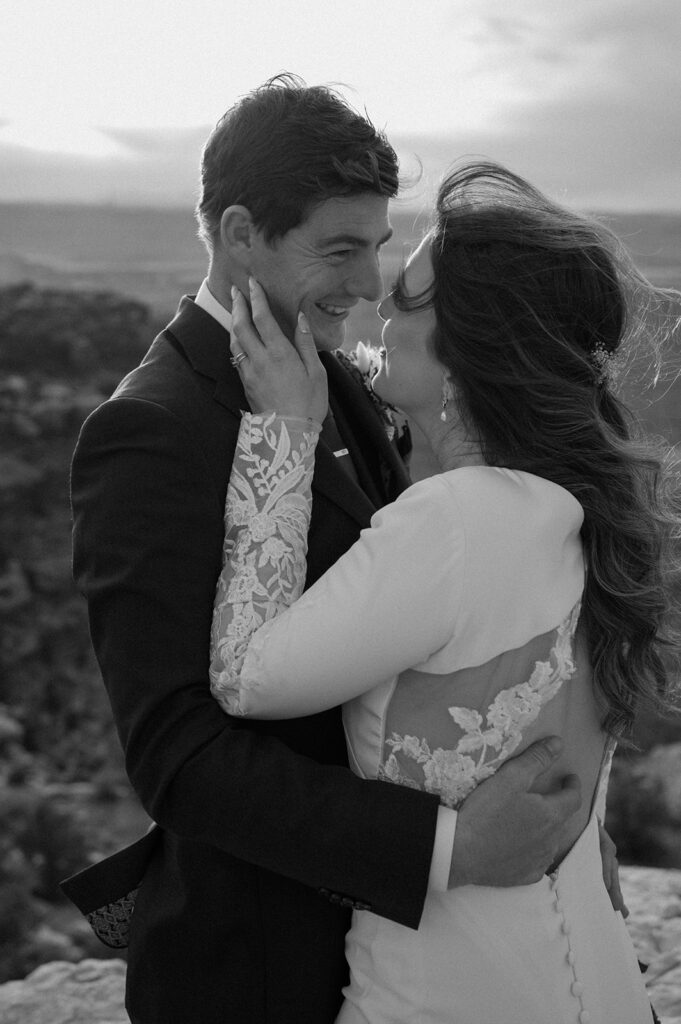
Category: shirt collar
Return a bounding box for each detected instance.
[195,278,233,333]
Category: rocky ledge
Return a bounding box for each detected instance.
[0,867,679,1023]
[0,957,127,1023]
[621,866,681,1023]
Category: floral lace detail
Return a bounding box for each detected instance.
[377,601,582,808]
[209,412,320,716]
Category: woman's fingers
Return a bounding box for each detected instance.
[293,311,327,422]
[229,279,327,421]
[231,278,297,369]
[294,312,319,372]
[230,285,262,364]
[248,277,292,355]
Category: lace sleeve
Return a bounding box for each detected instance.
[209,411,321,716]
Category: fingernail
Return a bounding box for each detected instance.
[249,276,257,291]
[231,285,238,302]
[298,311,311,334]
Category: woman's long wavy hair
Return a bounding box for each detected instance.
[406,162,681,739]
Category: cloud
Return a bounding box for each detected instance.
[0,137,202,207]
[0,121,127,160]
[0,124,212,205]
[394,109,681,213]
[2,103,679,213]
[469,15,534,47]
[458,0,681,113]
[1,0,679,213]
[577,0,680,43]
[418,0,680,208]
[98,126,210,158]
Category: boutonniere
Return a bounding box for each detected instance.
[335,341,397,441]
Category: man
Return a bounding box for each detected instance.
[66,75,610,1023]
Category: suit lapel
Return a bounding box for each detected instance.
[312,441,376,524]
[320,351,411,503]
[328,394,382,507]
[163,298,390,528]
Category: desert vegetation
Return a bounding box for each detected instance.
[0,283,154,980]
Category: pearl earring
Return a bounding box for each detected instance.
[441,376,453,422]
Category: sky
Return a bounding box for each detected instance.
[1,0,680,211]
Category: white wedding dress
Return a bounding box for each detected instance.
[209,413,652,1024]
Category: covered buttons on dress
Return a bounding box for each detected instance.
[549,871,591,1023]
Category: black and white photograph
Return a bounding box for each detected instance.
[1,2,680,1021]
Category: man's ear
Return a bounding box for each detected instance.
[219,205,257,263]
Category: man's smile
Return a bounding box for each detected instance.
[315,301,355,319]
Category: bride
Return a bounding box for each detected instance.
[208,162,680,1023]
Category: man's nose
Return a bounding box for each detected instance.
[348,252,384,302]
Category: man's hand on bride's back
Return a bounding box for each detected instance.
[230,277,328,424]
[448,736,582,888]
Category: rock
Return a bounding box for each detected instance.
[621,866,681,1022]
[0,958,127,1023]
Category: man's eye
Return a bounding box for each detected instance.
[327,250,353,260]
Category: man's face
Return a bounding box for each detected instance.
[248,193,392,352]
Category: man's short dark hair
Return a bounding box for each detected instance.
[196,73,399,251]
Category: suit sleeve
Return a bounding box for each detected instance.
[71,394,440,929]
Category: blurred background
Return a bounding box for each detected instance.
[1,0,680,983]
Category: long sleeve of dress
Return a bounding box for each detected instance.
[209,416,471,719]
[209,411,322,713]
[210,454,586,724]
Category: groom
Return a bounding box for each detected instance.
[67,75,613,1023]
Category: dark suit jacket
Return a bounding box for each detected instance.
[69,297,440,1024]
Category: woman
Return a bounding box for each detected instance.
[209,163,680,1023]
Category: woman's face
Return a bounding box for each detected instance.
[372,236,444,422]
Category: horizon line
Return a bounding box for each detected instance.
[2,197,680,218]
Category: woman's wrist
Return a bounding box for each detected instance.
[242,410,323,434]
